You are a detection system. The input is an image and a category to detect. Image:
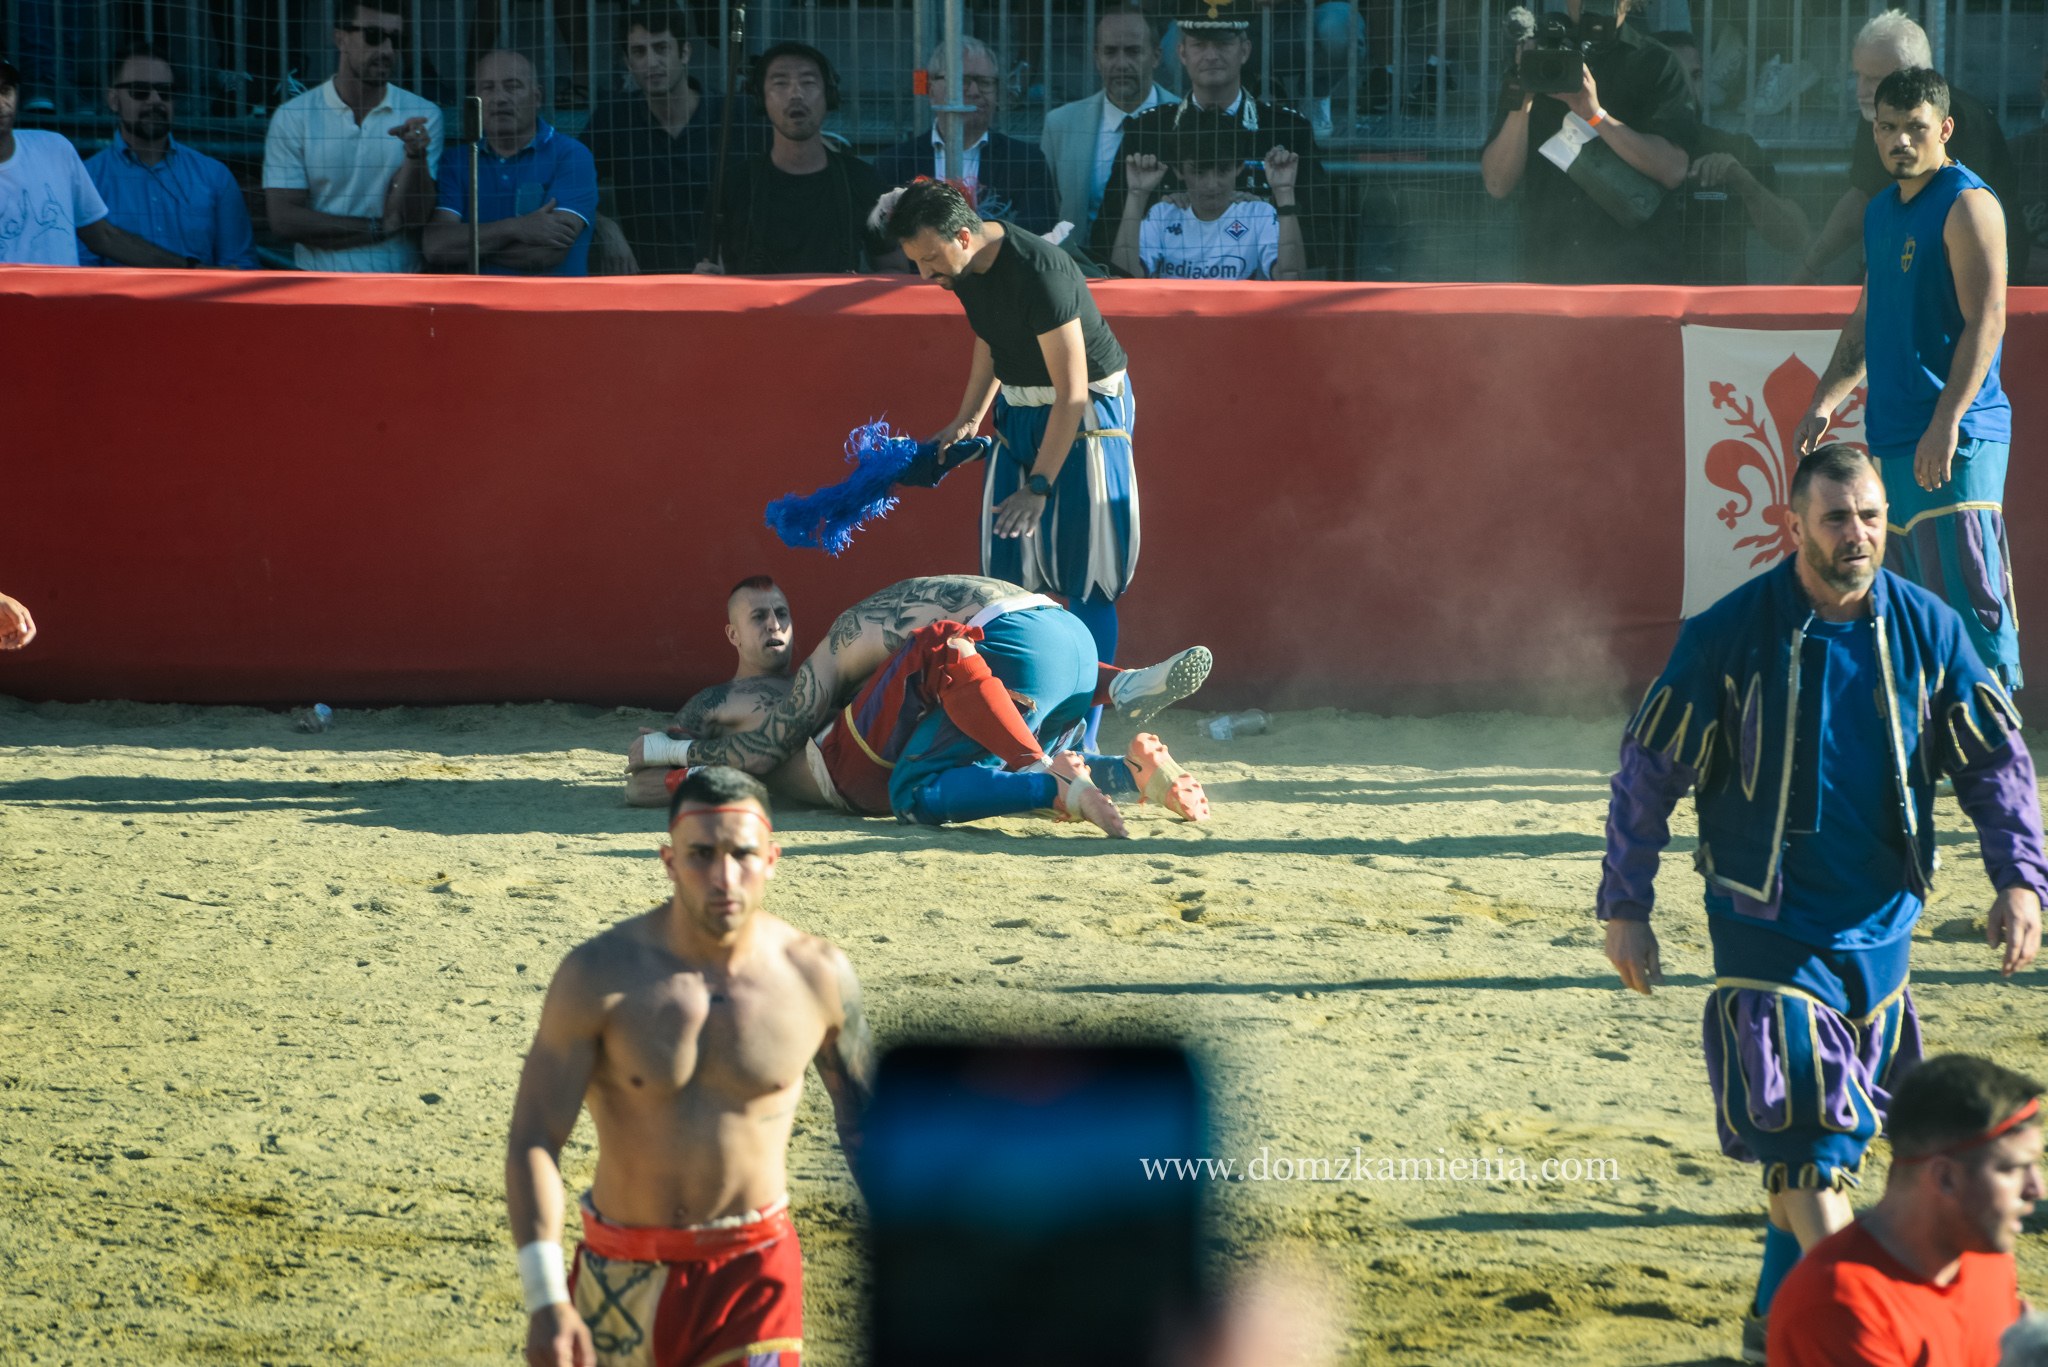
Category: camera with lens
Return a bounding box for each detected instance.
[1516,0,1621,94]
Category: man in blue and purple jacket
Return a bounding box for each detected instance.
[1596,442,2045,1359]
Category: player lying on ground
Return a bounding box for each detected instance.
[623,574,1213,831]
[507,766,868,1367]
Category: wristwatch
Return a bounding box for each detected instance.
[1026,473,1053,497]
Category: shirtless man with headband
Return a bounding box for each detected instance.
[625,574,1214,831]
[507,765,869,1367]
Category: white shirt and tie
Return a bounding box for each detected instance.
[1088,86,1170,224]
[1040,81,1178,238]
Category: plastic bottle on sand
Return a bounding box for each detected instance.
[1203,710,1269,741]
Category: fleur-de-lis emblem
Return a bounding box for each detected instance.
[1705,356,1867,568]
[1204,0,1235,18]
[1901,235,1916,272]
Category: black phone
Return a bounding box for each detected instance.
[864,1041,1211,1367]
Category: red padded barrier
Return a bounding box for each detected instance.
[3,269,2042,709]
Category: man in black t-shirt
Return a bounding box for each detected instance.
[584,3,767,273]
[1656,31,1807,284]
[1796,12,2023,282]
[882,178,1138,751]
[1479,0,1697,284]
[697,42,898,274]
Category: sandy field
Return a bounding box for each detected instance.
[1,695,2043,1365]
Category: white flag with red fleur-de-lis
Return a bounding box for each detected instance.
[1680,326,1870,618]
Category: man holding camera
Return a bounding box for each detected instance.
[1480,0,1697,284]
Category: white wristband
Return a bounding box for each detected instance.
[517,1240,570,1313]
[641,734,693,767]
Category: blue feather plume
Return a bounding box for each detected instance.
[764,420,926,555]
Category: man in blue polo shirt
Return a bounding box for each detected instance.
[82,49,257,269]
[424,48,597,276]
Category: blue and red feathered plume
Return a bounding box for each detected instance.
[764,420,992,555]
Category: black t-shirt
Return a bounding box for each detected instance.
[585,89,768,273]
[714,149,892,274]
[2014,123,2048,286]
[954,225,1128,386]
[1847,86,2026,277]
[1678,123,1778,285]
[1505,24,1699,284]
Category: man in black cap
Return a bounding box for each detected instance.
[1086,0,1330,274]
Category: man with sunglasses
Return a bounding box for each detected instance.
[0,55,189,267]
[261,3,441,272]
[81,49,256,269]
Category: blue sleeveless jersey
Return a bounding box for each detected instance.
[1862,162,2010,449]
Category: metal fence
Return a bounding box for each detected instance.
[4,0,2046,278]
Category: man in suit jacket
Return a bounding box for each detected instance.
[1041,6,1179,241]
[870,36,1059,233]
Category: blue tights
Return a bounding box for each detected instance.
[1066,592,1119,751]
[906,752,1137,825]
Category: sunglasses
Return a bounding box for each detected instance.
[338,23,406,47]
[114,82,176,100]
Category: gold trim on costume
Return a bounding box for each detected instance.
[843,706,894,770]
[1886,500,2003,536]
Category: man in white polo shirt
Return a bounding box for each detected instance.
[261,2,442,272]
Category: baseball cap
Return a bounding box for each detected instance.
[0,57,22,90]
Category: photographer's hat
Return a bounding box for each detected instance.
[1180,0,1251,34]
[0,57,21,90]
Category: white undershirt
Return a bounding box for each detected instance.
[930,126,989,200]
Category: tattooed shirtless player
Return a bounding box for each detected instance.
[627,575,1214,829]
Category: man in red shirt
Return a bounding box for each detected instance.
[1770,1054,2041,1365]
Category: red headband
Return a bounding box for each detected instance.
[1893,1097,2042,1166]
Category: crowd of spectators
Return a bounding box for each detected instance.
[2,1,2047,284]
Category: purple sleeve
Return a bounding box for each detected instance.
[1952,731,2048,904]
[1596,734,1698,923]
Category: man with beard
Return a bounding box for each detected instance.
[1795,67,2018,690]
[0,56,189,268]
[81,49,256,268]
[884,180,1138,750]
[1595,445,2046,1362]
[261,2,441,272]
